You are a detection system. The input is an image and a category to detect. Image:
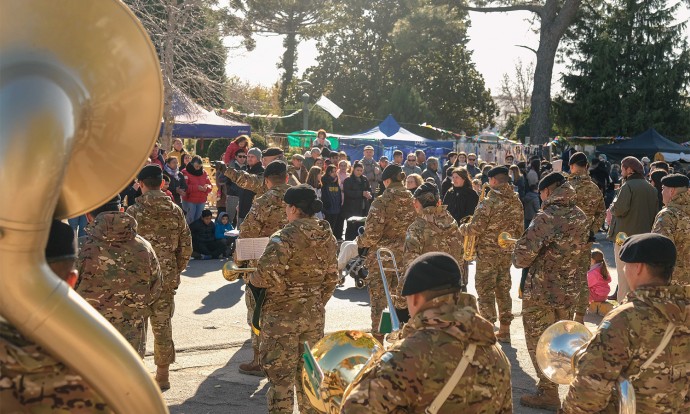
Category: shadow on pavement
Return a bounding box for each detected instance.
[182,259,225,279]
[332,284,370,305]
[194,281,245,314]
[500,342,538,410]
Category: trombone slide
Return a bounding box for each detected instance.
[376,248,401,333]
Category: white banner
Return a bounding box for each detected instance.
[315,95,343,119]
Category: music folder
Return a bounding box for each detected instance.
[235,237,270,261]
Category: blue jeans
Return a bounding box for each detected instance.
[183,201,206,224]
[68,215,88,238]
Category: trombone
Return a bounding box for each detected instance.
[375,247,401,333]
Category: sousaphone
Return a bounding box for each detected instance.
[0,1,166,412]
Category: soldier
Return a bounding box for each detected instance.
[651,173,690,286]
[458,166,524,343]
[236,160,291,376]
[126,165,192,390]
[561,233,690,413]
[76,195,162,359]
[250,185,338,413]
[225,147,298,198]
[567,152,606,323]
[356,164,416,339]
[341,252,513,413]
[1,220,111,412]
[512,172,589,410]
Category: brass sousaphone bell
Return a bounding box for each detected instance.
[0,1,167,412]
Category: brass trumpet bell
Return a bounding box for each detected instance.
[536,320,592,384]
[302,330,382,413]
[222,260,257,282]
[497,232,518,249]
[615,232,628,246]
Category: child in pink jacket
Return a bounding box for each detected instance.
[587,249,611,303]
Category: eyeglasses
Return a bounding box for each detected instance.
[237,155,247,158]
[468,158,476,161]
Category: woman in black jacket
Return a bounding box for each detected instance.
[341,163,372,219]
[321,165,343,239]
[443,167,479,223]
[163,157,188,207]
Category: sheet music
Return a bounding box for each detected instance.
[552,159,563,172]
[235,237,270,261]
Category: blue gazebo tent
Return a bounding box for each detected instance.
[597,128,689,161]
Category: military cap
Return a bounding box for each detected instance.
[264,160,287,177]
[487,166,509,178]
[402,252,462,296]
[538,171,566,191]
[381,164,403,181]
[46,220,77,263]
[292,153,305,161]
[650,169,667,185]
[661,173,689,188]
[263,147,283,157]
[620,233,676,267]
[247,147,263,159]
[413,181,438,198]
[137,164,163,180]
[569,152,588,166]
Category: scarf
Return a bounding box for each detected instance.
[164,164,180,178]
[185,163,204,177]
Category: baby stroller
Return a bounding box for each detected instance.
[337,227,368,289]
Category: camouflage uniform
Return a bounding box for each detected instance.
[569,170,607,315]
[512,182,589,393]
[238,183,290,356]
[226,167,267,197]
[127,190,192,365]
[458,182,523,325]
[341,292,513,413]
[402,205,464,294]
[250,217,338,414]
[652,190,690,286]
[0,320,112,413]
[562,285,690,414]
[356,181,416,334]
[76,212,162,358]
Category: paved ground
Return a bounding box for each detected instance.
[143,233,617,414]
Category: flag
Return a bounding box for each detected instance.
[315,95,343,119]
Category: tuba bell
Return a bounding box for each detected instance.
[615,232,628,246]
[536,320,636,414]
[222,259,257,282]
[0,1,167,412]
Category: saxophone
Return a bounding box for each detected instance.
[462,183,491,261]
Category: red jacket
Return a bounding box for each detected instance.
[182,169,212,204]
[223,142,242,164]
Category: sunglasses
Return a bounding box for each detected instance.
[237,155,247,158]
[468,158,476,161]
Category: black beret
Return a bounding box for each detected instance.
[264,160,287,177]
[381,164,403,181]
[138,164,163,181]
[487,166,509,178]
[402,252,463,296]
[46,220,77,262]
[413,182,438,199]
[569,152,588,166]
[284,184,318,206]
[538,172,566,191]
[620,233,676,267]
[262,147,284,157]
[661,173,689,188]
[650,169,667,185]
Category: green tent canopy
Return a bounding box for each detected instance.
[287,130,339,150]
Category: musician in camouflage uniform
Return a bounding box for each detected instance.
[341,252,512,414]
[458,166,523,342]
[76,194,162,359]
[126,165,192,389]
[236,160,291,376]
[567,152,606,322]
[1,220,111,413]
[512,172,589,410]
[356,164,416,337]
[652,174,690,286]
[562,233,690,414]
[250,185,338,414]
[225,147,298,198]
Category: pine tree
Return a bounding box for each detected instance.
[560,0,690,137]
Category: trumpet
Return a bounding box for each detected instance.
[615,232,628,246]
[222,259,257,282]
[498,232,518,249]
[462,182,491,261]
[536,320,635,414]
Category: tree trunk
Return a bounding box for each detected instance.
[279,29,298,105]
[160,1,177,151]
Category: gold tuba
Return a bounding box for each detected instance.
[536,321,636,414]
[462,182,491,261]
[0,1,167,412]
[222,259,257,282]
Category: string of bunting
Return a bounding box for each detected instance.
[548,135,628,146]
[419,122,466,138]
[218,108,303,119]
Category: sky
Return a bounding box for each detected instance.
[225,7,690,96]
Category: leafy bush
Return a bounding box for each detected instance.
[195,140,209,158]
[207,138,231,162]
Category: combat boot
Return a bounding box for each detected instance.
[496,323,511,343]
[520,388,560,411]
[239,353,265,377]
[155,364,170,390]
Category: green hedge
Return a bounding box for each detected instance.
[207,139,231,162]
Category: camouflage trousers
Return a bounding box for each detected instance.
[475,253,513,325]
[522,299,574,391]
[259,309,324,414]
[113,316,147,358]
[366,256,398,334]
[150,289,176,365]
[574,242,594,316]
[245,283,259,355]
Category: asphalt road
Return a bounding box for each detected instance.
[144,233,618,414]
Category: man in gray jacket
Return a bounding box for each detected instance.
[607,156,658,301]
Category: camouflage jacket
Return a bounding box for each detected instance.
[127,190,192,291]
[225,167,267,197]
[562,285,690,414]
[76,212,162,322]
[652,190,690,286]
[0,320,112,413]
[250,218,338,315]
[512,183,590,309]
[357,181,416,263]
[239,183,290,239]
[340,292,513,413]
[568,170,606,235]
[459,182,524,258]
